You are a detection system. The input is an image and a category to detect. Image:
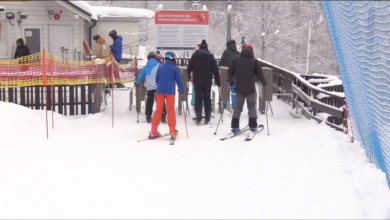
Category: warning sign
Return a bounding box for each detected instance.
[155,10,209,51]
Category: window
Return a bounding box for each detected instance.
[0,21,8,58]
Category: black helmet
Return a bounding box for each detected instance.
[109,30,117,37]
[147,52,156,60]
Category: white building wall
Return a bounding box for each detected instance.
[0,1,87,59]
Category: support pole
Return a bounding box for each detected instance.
[42,50,49,139]
[50,57,54,129]
[305,20,312,75]
[111,55,114,128]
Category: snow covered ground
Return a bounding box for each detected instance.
[1,88,390,219]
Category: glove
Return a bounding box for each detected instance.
[217,81,221,87]
[229,79,235,86]
[134,82,138,87]
[262,82,267,87]
[181,92,184,96]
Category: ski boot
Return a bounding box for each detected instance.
[231,127,241,135]
[149,125,161,139]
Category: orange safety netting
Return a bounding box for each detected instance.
[0,50,137,88]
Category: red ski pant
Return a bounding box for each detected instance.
[152,94,176,127]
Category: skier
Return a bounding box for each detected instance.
[228,44,267,134]
[219,39,240,110]
[135,52,167,123]
[93,35,111,59]
[150,51,185,140]
[187,40,221,125]
[109,30,125,88]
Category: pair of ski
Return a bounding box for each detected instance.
[220,124,264,141]
[137,131,178,145]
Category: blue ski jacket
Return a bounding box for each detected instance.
[110,36,123,60]
[135,58,161,91]
[156,61,185,95]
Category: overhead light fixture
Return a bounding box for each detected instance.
[0,6,4,12]
[48,10,54,14]
[6,12,14,26]
[6,12,14,19]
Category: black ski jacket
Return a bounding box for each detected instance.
[14,38,30,59]
[187,50,220,87]
[228,47,267,94]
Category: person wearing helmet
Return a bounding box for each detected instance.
[108,30,125,88]
[135,51,167,123]
[93,34,111,59]
[155,51,163,64]
[228,44,267,135]
[149,51,185,140]
[220,39,240,110]
[187,40,220,125]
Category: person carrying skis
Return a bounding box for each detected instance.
[187,40,221,125]
[228,44,267,134]
[93,35,111,59]
[135,52,167,123]
[220,39,240,110]
[150,51,185,139]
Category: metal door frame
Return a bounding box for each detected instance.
[22,25,43,52]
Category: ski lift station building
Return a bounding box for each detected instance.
[0,1,154,60]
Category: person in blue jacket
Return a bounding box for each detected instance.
[150,51,185,139]
[135,52,167,123]
[109,30,124,88]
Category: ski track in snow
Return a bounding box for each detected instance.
[1,88,390,219]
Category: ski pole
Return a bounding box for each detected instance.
[135,84,139,123]
[264,86,270,135]
[214,86,231,135]
[182,93,189,138]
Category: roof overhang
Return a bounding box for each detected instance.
[97,17,141,22]
[55,0,94,22]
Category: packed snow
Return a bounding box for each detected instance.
[1,87,390,219]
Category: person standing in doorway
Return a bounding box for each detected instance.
[228,44,267,134]
[14,38,30,59]
[109,30,125,88]
[220,39,240,110]
[135,52,167,123]
[187,40,220,125]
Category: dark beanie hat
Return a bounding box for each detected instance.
[93,35,100,41]
[199,39,208,50]
[226,39,236,46]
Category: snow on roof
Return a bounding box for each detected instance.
[67,1,97,20]
[93,6,154,19]
[62,1,154,21]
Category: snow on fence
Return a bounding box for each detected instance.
[322,1,390,188]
